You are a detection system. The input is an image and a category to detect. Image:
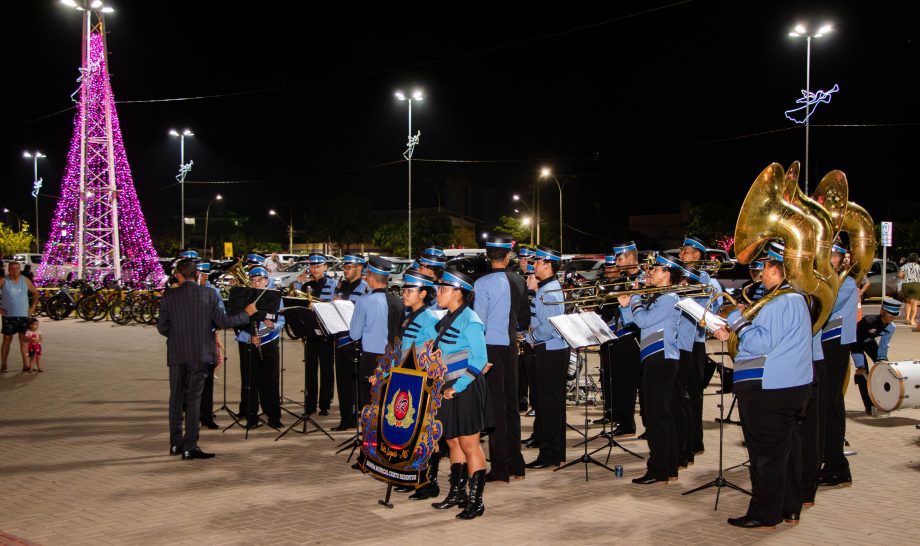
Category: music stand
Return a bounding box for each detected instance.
[276,305,334,442]
[336,347,364,462]
[682,343,751,508]
[555,347,618,481]
[710,351,741,426]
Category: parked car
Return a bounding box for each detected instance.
[864,258,899,299]
[562,256,605,285]
[270,261,310,289]
[445,255,521,283]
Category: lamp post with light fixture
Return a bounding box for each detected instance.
[540,167,564,254]
[169,128,194,249]
[395,89,423,258]
[23,151,46,253]
[203,194,222,260]
[788,22,833,194]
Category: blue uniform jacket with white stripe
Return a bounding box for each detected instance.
[822,275,857,345]
[727,286,813,390]
[620,292,681,361]
[434,305,488,394]
[526,277,567,351]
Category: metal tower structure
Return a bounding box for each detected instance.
[38,3,161,284]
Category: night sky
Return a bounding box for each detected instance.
[3,0,917,252]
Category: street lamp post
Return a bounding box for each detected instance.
[395,89,423,258]
[540,167,564,254]
[169,128,194,249]
[513,194,535,245]
[2,208,22,231]
[23,151,46,253]
[269,209,293,254]
[788,22,832,194]
[203,194,222,260]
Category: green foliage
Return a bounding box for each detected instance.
[0,222,34,256]
[687,201,739,250]
[371,213,460,257]
[493,215,531,244]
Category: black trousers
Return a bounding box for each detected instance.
[199,363,217,423]
[822,339,851,475]
[169,362,209,451]
[687,341,708,454]
[305,339,335,412]
[237,341,281,423]
[532,345,570,465]
[643,354,679,480]
[522,344,539,438]
[486,344,525,478]
[519,343,533,409]
[357,351,381,416]
[738,385,810,525]
[851,340,879,412]
[611,335,641,431]
[334,345,358,424]
[801,362,826,502]
[673,351,692,464]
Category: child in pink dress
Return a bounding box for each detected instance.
[24,318,42,373]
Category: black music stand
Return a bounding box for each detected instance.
[555,347,617,481]
[710,352,741,426]
[216,324,236,423]
[682,343,751,508]
[276,306,334,442]
[336,347,364,462]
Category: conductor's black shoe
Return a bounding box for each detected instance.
[592,417,612,425]
[201,421,219,430]
[524,460,558,469]
[520,436,534,445]
[611,426,636,437]
[526,409,535,417]
[727,516,775,529]
[783,512,800,525]
[631,474,668,485]
[182,448,215,460]
[332,422,356,431]
[319,409,330,416]
[818,473,852,487]
[485,471,510,483]
[394,485,414,493]
[637,431,648,440]
[268,420,283,428]
[170,445,181,456]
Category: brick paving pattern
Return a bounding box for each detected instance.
[1,304,919,545]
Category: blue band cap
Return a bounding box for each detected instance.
[486,241,515,249]
[179,250,199,259]
[832,244,847,254]
[749,261,764,270]
[440,271,474,291]
[654,254,682,270]
[403,272,435,287]
[881,296,902,316]
[341,255,366,265]
[248,266,269,278]
[423,247,445,257]
[196,263,211,272]
[517,247,535,257]
[604,255,616,266]
[367,264,391,276]
[419,255,446,267]
[535,247,561,261]
[682,267,701,283]
[308,254,326,264]
[682,237,707,252]
[612,242,637,257]
[765,242,785,262]
[246,254,265,264]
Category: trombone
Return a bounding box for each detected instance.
[541,282,715,308]
[683,259,736,274]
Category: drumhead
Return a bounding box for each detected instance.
[869,360,920,412]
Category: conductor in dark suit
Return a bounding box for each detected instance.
[158,259,256,460]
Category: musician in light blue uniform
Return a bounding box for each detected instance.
[235,266,286,429]
[679,235,723,457]
[294,254,339,417]
[674,261,708,468]
[332,255,370,431]
[524,246,570,470]
[618,252,683,485]
[819,238,858,487]
[713,241,812,529]
[428,269,492,520]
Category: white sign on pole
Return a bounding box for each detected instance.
[881,221,893,247]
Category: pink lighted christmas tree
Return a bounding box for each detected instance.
[37,29,161,285]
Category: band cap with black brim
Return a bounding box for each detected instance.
[612,241,637,258]
[418,252,446,268]
[403,269,435,288]
[881,297,902,316]
[485,235,514,250]
[681,236,707,253]
[534,245,561,262]
[248,266,269,278]
[308,253,326,265]
[439,270,474,291]
[341,254,366,265]
[367,256,393,276]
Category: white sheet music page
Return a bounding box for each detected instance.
[549,314,597,349]
[332,300,355,327]
[312,302,349,334]
[579,311,618,344]
[676,298,727,333]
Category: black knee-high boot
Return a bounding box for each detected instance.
[431,463,468,509]
[409,452,441,500]
[457,469,486,519]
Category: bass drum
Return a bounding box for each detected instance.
[868,360,920,412]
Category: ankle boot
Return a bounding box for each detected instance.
[431,463,468,509]
[410,453,441,500]
[457,469,486,519]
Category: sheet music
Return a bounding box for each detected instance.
[579,311,618,344]
[332,300,355,326]
[549,314,598,349]
[676,298,727,334]
[312,302,350,335]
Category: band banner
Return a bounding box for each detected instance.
[358,339,445,487]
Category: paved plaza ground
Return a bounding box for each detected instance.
[1,304,919,545]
